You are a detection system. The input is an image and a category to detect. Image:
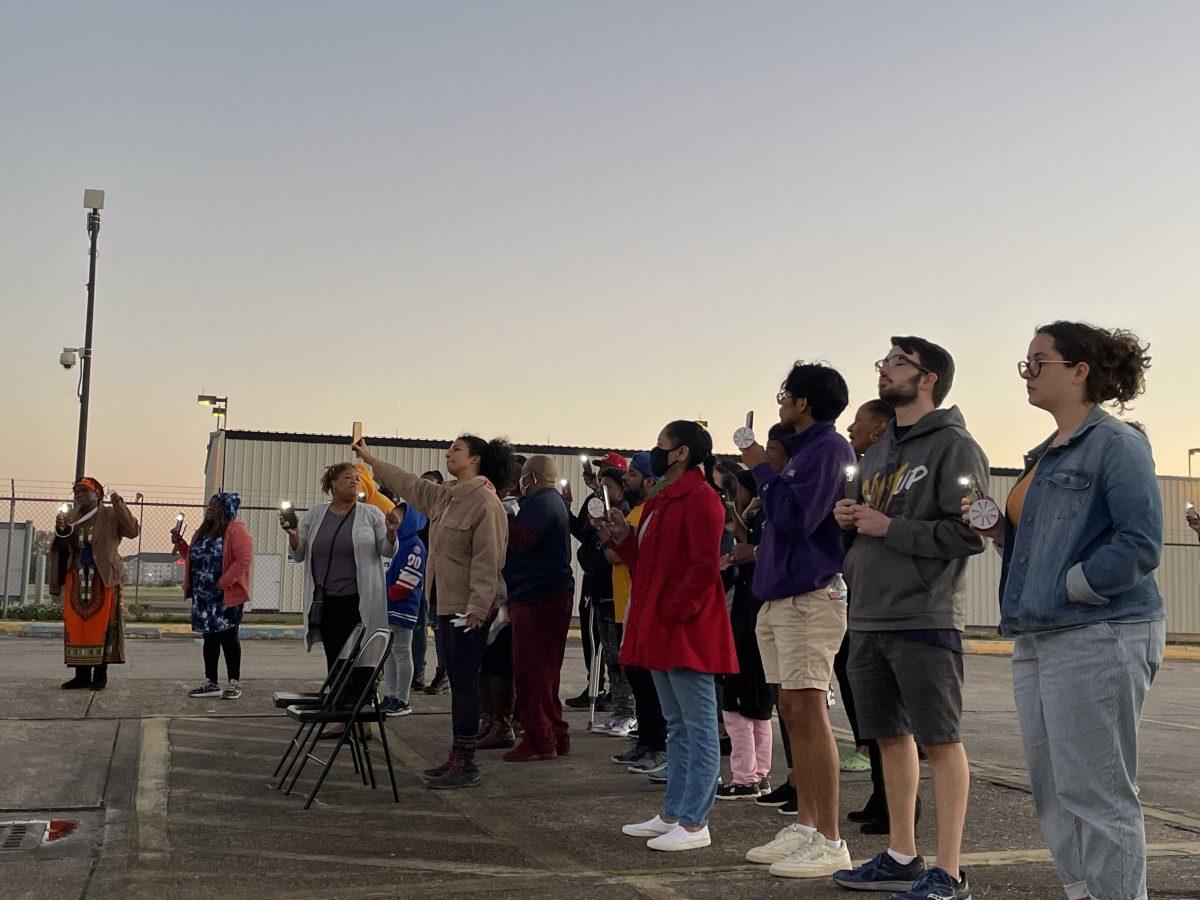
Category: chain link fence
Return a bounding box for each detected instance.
[0,486,306,616]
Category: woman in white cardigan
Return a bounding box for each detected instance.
[284,463,397,685]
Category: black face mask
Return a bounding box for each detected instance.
[649,445,676,478]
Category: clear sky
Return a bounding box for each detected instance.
[3,2,1199,498]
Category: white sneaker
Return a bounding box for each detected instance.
[746,824,816,864]
[768,838,852,878]
[606,715,637,737]
[647,824,711,852]
[622,814,675,837]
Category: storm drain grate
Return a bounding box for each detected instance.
[0,821,48,851]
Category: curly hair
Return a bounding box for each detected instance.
[321,462,358,495]
[1036,321,1151,412]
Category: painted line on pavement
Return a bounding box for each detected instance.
[134,716,170,859]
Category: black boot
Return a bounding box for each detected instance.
[860,795,921,835]
[424,667,449,695]
[61,666,92,690]
[427,738,481,790]
[849,790,888,823]
[91,664,108,691]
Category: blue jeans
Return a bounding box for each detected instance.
[652,668,719,828]
[411,592,428,681]
[1013,619,1165,900]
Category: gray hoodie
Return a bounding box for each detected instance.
[844,406,988,632]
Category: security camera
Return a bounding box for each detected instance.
[60,348,78,370]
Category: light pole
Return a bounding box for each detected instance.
[197,395,229,489]
[1188,448,1200,479]
[75,189,104,481]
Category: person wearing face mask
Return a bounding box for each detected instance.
[498,455,576,761]
[964,322,1163,900]
[50,478,139,690]
[832,337,987,899]
[354,435,513,790]
[607,421,738,854]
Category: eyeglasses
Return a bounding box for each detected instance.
[776,389,792,404]
[1018,358,1076,379]
[874,354,930,375]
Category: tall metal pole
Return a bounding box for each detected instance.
[75,206,101,481]
[133,492,145,609]
[3,479,15,617]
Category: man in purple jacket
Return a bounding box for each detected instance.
[739,362,856,879]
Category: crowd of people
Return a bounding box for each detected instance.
[49,319,1184,900]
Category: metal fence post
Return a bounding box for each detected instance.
[2,479,15,617]
[133,492,145,609]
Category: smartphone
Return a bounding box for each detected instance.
[280,501,298,530]
[745,410,754,430]
[601,483,611,513]
[582,457,594,479]
[171,514,185,537]
[351,421,362,446]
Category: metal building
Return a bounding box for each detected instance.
[203,430,1200,638]
[203,430,633,616]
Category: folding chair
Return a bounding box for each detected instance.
[282,628,401,809]
[271,623,365,781]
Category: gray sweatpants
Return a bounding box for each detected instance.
[1012,619,1165,900]
[383,625,415,704]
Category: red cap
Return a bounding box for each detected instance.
[593,452,628,471]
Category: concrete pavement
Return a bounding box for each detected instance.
[0,634,1198,898]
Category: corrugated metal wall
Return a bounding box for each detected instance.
[213,432,1200,635]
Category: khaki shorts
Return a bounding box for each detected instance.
[755,586,846,691]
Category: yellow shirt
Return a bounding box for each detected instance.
[611,504,645,623]
[356,463,396,516]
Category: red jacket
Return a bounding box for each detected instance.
[172,520,254,607]
[615,467,738,675]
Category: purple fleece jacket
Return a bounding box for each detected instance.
[750,421,856,604]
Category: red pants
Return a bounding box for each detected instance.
[510,594,573,753]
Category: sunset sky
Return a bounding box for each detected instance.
[4,2,1199,499]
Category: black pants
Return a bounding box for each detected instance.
[411,591,428,680]
[480,620,513,678]
[834,632,885,801]
[626,665,667,751]
[203,626,241,682]
[441,615,488,739]
[321,594,371,704]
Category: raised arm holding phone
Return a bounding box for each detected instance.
[353,435,513,790]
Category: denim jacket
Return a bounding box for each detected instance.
[998,405,1164,636]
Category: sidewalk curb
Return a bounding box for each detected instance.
[1,620,1197,658]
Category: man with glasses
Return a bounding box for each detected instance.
[739,362,856,878]
[831,337,988,900]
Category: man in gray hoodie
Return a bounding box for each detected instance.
[831,336,987,900]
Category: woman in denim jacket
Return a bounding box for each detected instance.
[965,321,1164,900]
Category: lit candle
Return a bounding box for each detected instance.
[844,464,860,500]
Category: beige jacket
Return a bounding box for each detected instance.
[371,460,508,619]
[49,501,140,594]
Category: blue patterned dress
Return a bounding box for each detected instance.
[190,536,243,634]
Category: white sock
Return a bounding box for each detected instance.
[825,838,844,850]
[791,823,816,835]
[887,847,917,865]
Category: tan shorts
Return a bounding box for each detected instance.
[755,585,847,691]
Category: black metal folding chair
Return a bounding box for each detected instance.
[271,623,365,782]
[282,628,401,809]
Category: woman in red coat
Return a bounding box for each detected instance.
[601,421,738,853]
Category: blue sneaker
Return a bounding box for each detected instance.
[833,850,925,891]
[380,697,412,717]
[889,866,971,900]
